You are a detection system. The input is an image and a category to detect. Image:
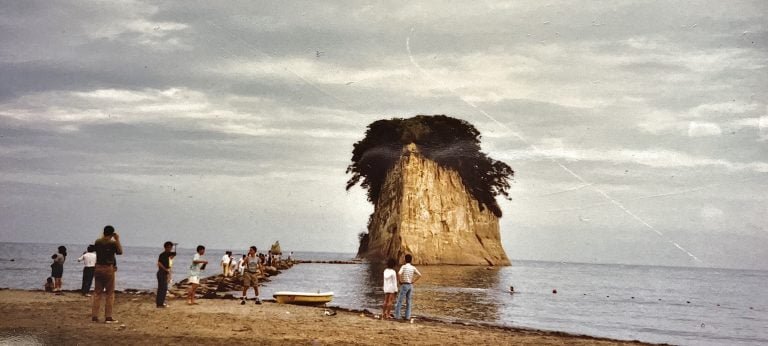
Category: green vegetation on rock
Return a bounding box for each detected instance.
[346,115,514,217]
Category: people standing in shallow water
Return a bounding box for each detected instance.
[50,246,67,294]
[187,245,207,305]
[77,245,96,296]
[394,254,422,321]
[382,258,398,319]
[156,241,174,308]
[92,225,123,323]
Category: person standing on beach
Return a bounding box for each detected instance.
[92,225,123,323]
[77,245,96,296]
[228,256,238,276]
[240,246,262,305]
[50,246,67,294]
[156,241,174,308]
[394,254,422,321]
[221,251,232,277]
[187,245,207,305]
[237,255,246,276]
[382,258,398,319]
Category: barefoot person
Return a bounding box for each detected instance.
[77,245,96,296]
[92,225,123,323]
[50,246,67,294]
[156,241,174,308]
[187,245,207,305]
[382,258,398,319]
[240,246,262,305]
[394,254,422,321]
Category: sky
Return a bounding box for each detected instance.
[0,1,766,270]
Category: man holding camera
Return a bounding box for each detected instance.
[91,225,123,323]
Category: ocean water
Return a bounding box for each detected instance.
[1,242,766,345]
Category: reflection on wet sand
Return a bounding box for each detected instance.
[361,263,503,322]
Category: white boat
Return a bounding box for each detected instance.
[273,291,333,306]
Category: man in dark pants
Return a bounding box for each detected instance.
[77,244,96,296]
[156,241,174,308]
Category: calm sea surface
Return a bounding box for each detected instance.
[1,242,766,345]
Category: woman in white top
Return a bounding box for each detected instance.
[187,245,208,305]
[382,258,398,319]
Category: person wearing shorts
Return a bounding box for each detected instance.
[240,246,262,305]
[187,245,207,305]
[50,246,67,294]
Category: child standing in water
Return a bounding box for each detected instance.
[382,258,398,319]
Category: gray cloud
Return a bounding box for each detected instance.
[0,0,766,269]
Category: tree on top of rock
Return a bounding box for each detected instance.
[345,115,514,217]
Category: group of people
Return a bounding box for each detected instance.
[220,249,287,277]
[382,254,423,321]
[46,244,99,298]
[46,226,123,324]
[47,226,123,323]
[154,244,270,307]
[49,226,425,323]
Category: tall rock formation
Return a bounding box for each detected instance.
[359,143,510,266]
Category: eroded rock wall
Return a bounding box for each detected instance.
[361,144,510,266]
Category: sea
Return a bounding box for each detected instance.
[0,242,765,346]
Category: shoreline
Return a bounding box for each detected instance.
[0,288,655,345]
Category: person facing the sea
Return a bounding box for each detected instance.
[92,225,123,323]
[237,254,246,276]
[50,245,67,294]
[394,254,422,321]
[221,251,232,277]
[382,258,398,319]
[187,245,207,305]
[241,246,262,305]
[77,245,96,296]
[228,255,238,277]
[156,241,174,308]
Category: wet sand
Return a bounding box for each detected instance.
[0,289,652,345]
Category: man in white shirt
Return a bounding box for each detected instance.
[221,251,232,277]
[77,245,97,296]
[394,254,422,320]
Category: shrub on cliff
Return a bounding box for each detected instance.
[346,115,514,217]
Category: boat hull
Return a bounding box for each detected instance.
[273,291,333,306]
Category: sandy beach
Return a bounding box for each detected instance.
[0,289,652,345]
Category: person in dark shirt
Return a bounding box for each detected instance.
[91,225,123,324]
[156,241,174,308]
[50,245,67,294]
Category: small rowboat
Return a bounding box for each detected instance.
[273,291,334,306]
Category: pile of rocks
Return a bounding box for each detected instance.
[167,260,296,299]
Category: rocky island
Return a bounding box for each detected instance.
[347,115,514,265]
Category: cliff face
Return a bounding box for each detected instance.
[360,144,511,266]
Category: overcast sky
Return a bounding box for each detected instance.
[1,1,766,269]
